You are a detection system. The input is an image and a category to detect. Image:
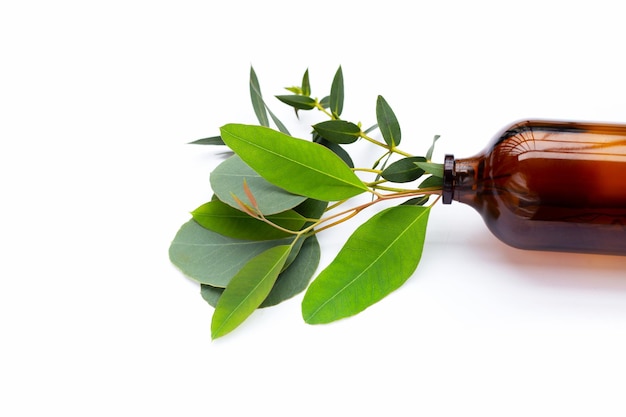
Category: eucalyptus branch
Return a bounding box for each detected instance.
[171,65,445,339]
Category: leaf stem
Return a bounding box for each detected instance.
[359,132,413,157]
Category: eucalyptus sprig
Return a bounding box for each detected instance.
[170,66,444,339]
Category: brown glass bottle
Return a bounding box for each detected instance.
[442,120,626,255]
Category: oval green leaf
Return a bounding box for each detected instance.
[169,219,294,287]
[419,175,443,189]
[191,200,307,240]
[313,120,361,144]
[201,235,321,308]
[275,95,316,110]
[376,95,401,147]
[211,245,292,339]
[220,124,368,201]
[210,155,307,215]
[302,205,431,324]
[381,156,427,183]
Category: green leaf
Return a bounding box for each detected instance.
[401,195,430,206]
[301,68,311,96]
[191,200,306,240]
[419,175,443,189]
[201,235,321,308]
[302,205,431,324]
[381,156,427,183]
[210,155,307,215]
[169,219,294,287]
[275,95,316,110]
[293,198,328,225]
[249,67,290,135]
[313,135,354,168]
[312,120,361,144]
[249,66,269,127]
[426,134,441,161]
[330,66,344,117]
[211,245,292,339]
[188,135,225,145]
[414,161,444,178]
[220,123,368,201]
[376,95,401,147]
[319,95,330,109]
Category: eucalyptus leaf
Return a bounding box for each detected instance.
[301,68,311,96]
[201,235,321,308]
[314,136,354,168]
[419,175,443,189]
[211,245,292,339]
[401,195,430,206]
[210,155,307,215]
[169,219,294,287]
[330,66,344,117]
[293,198,328,224]
[414,161,444,178]
[249,66,269,127]
[249,66,290,135]
[302,205,431,324]
[191,200,307,240]
[376,95,401,147]
[381,156,427,183]
[220,123,368,201]
[312,120,361,144]
[426,134,441,161]
[188,136,225,145]
[275,95,316,110]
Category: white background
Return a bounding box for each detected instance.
[3,1,626,416]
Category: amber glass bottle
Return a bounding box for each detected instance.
[442,120,626,255]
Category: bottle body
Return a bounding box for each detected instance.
[444,120,626,255]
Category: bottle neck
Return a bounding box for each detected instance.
[442,154,484,205]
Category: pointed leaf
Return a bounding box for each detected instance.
[319,95,331,109]
[191,200,306,240]
[275,95,316,110]
[220,124,368,201]
[169,219,294,287]
[201,235,321,308]
[376,95,401,147]
[188,135,225,145]
[426,135,441,161]
[314,136,354,168]
[313,120,361,144]
[211,245,292,339]
[401,195,430,206]
[249,67,290,134]
[330,66,344,117]
[302,205,431,324]
[381,156,426,183]
[210,155,307,215]
[249,66,269,127]
[414,161,444,178]
[419,175,443,189]
[301,68,311,96]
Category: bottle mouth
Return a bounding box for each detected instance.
[442,154,455,204]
